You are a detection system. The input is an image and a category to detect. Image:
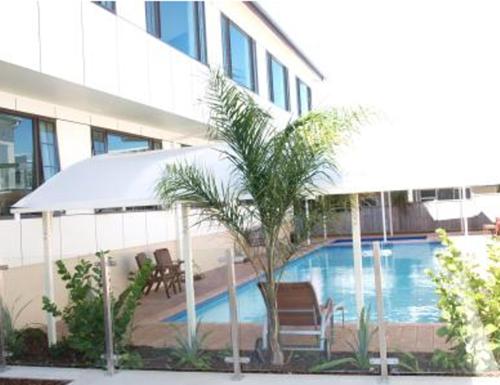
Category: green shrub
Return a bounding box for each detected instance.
[311,306,376,372]
[171,323,212,370]
[42,250,152,365]
[428,229,500,372]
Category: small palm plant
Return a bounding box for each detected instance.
[157,71,364,365]
[1,297,32,356]
[170,323,212,370]
[311,306,377,372]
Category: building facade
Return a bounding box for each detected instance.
[0,1,324,324]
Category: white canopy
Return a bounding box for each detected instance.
[12,146,233,213]
[12,134,500,213]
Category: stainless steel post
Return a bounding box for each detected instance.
[372,242,388,378]
[0,265,8,371]
[227,249,243,380]
[100,252,115,376]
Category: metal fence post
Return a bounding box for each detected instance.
[100,253,115,376]
[372,242,388,379]
[0,265,8,372]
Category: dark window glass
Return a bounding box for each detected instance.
[39,121,59,181]
[93,1,116,13]
[91,128,159,155]
[91,129,106,156]
[0,112,59,216]
[296,78,312,116]
[145,1,207,63]
[221,15,257,92]
[151,139,162,150]
[268,54,289,110]
[108,133,149,153]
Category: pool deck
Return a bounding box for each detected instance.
[131,234,462,353]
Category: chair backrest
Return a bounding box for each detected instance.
[135,252,148,269]
[258,282,321,327]
[154,248,173,269]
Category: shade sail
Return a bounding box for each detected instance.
[12,146,235,213]
[12,129,500,213]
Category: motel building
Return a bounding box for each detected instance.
[0,1,324,325]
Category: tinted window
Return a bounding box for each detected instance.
[39,121,59,180]
[92,128,159,155]
[268,54,289,110]
[145,1,207,63]
[297,78,311,115]
[0,112,59,216]
[93,1,116,13]
[108,133,149,153]
[222,16,257,91]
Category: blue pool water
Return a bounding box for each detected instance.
[167,240,443,324]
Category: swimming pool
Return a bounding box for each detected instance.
[166,240,443,324]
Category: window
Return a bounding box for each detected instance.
[0,111,60,216]
[221,15,258,92]
[145,1,207,63]
[267,53,289,110]
[91,128,162,156]
[296,77,312,115]
[93,1,116,13]
[415,188,470,202]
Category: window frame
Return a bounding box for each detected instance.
[145,1,207,64]
[221,14,258,93]
[296,77,312,116]
[0,108,60,217]
[267,52,290,110]
[91,127,162,156]
[92,1,116,14]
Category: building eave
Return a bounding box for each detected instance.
[245,1,325,81]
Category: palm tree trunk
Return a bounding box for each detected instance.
[266,287,284,365]
[264,241,284,365]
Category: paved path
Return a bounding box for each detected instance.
[0,366,498,385]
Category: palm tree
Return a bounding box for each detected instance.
[156,72,363,365]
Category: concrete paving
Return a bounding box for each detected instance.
[0,366,498,385]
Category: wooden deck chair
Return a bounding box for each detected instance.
[258,282,344,358]
[153,248,184,298]
[135,252,162,295]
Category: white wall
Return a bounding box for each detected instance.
[0,208,225,269]
[0,0,324,271]
[0,1,322,128]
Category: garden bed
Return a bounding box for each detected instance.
[0,379,69,385]
[8,346,497,376]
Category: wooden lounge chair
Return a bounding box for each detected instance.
[258,282,344,358]
[153,248,184,297]
[135,252,161,295]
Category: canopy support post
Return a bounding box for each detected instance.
[42,211,57,346]
[304,199,311,246]
[380,192,387,243]
[350,194,364,318]
[461,186,469,237]
[181,204,196,346]
[388,192,394,236]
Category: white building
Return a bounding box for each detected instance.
[0,1,324,324]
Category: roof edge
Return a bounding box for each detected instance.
[244,2,325,81]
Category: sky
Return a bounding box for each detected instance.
[259,0,500,161]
